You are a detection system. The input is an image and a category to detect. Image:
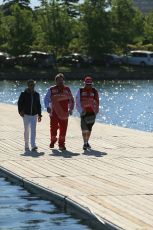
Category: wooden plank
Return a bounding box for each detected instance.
[1,103,153,230]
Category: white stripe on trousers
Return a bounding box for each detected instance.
[23,114,37,148]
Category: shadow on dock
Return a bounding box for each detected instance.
[82,149,107,157]
[50,149,107,158]
[21,151,45,158]
[51,149,80,158]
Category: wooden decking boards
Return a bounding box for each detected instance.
[0,103,153,230]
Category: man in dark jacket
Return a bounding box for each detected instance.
[18,79,42,151]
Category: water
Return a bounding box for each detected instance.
[0,79,153,131]
[0,177,91,230]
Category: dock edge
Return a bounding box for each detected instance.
[0,166,123,230]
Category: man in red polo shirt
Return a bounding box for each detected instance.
[44,73,74,150]
[76,76,99,150]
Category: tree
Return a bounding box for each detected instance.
[111,0,144,52]
[8,4,34,55]
[57,0,79,17]
[1,0,31,17]
[3,0,30,7]
[0,10,9,50]
[37,1,74,55]
[80,0,112,56]
[144,12,153,44]
[31,9,46,51]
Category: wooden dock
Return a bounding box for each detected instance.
[0,103,153,230]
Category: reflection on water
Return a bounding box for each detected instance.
[0,177,91,230]
[99,80,153,131]
[0,80,153,131]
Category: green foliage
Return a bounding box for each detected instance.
[80,0,112,56]
[3,0,30,7]
[8,4,34,55]
[127,43,153,52]
[0,11,8,48]
[1,0,31,17]
[0,0,152,57]
[111,0,143,52]
[144,12,153,43]
[36,1,74,56]
[57,0,80,18]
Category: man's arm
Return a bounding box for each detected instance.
[37,93,42,118]
[44,88,52,113]
[68,88,74,115]
[76,89,83,114]
[17,92,25,116]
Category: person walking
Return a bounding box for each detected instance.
[44,73,74,150]
[18,79,42,152]
[76,76,99,150]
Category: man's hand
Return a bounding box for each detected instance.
[47,107,51,113]
[38,116,42,122]
[81,111,86,116]
[20,111,24,117]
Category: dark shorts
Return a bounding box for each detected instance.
[81,112,96,131]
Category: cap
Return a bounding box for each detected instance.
[84,76,93,85]
[55,73,64,81]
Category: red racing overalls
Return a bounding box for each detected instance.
[50,85,74,147]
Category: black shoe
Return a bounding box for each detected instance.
[31,146,38,151]
[87,143,91,148]
[59,146,66,151]
[49,138,57,148]
[83,144,88,150]
[50,142,55,148]
[25,147,30,152]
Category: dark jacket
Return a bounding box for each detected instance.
[18,89,42,116]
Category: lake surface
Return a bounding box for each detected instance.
[0,177,91,230]
[0,79,153,132]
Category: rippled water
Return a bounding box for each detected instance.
[0,177,91,230]
[0,79,153,131]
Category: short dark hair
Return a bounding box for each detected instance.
[27,79,36,85]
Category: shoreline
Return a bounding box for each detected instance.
[1,66,153,80]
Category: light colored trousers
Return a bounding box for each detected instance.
[23,114,37,148]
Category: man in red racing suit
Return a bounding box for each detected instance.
[44,73,74,150]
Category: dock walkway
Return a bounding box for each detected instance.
[0,103,153,230]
